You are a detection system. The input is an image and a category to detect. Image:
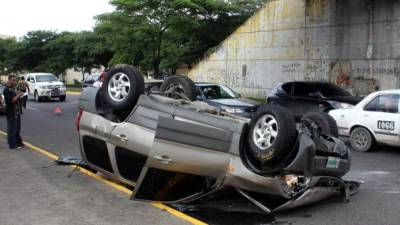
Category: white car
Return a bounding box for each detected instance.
[329,90,400,152]
[26,73,67,102]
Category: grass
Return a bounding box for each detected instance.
[247,97,266,104]
[67,87,82,93]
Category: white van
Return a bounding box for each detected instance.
[26,73,67,102]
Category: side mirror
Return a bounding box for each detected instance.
[196,95,203,101]
[237,93,242,98]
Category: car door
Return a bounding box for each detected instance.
[131,112,233,203]
[362,94,400,144]
[107,100,175,185]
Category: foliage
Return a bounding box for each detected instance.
[0,0,266,77]
[96,0,266,77]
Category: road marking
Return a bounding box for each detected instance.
[0,130,207,225]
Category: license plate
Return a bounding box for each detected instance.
[377,121,395,131]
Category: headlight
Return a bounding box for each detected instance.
[222,106,244,114]
[40,85,48,89]
[330,101,353,109]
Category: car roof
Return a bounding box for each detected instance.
[367,89,400,95]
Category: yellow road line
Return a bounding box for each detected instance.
[67,91,81,95]
[0,130,207,225]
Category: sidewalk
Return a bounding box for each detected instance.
[0,136,189,225]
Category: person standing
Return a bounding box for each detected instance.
[3,75,24,149]
[17,76,30,108]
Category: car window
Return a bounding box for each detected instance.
[200,85,235,99]
[281,83,293,94]
[293,83,316,97]
[36,74,58,82]
[317,84,350,97]
[364,94,399,113]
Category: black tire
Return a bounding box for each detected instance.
[301,112,339,137]
[34,90,41,102]
[160,75,196,101]
[59,96,66,102]
[247,104,297,164]
[102,67,144,111]
[350,127,374,152]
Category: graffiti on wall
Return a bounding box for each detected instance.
[329,61,381,96]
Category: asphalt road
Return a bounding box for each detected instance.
[1,94,400,225]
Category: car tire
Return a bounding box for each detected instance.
[247,104,297,164]
[59,96,66,102]
[102,67,144,112]
[34,90,41,102]
[160,75,197,101]
[350,127,374,152]
[301,112,339,137]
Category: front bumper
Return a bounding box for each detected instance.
[39,89,66,97]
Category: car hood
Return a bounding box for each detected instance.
[37,81,64,86]
[327,96,363,105]
[208,98,257,107]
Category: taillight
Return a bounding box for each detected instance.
[75,109,83,132]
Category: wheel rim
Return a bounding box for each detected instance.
[108,72,131,102]
[253,114,278,150]
[164,83,186,99]
[352,129,370,150]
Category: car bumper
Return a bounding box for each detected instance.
[39,89,66,97]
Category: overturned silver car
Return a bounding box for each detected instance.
[77,67,358,213]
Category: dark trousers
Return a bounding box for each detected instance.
[21,96,27,108]
[6,115,22,149]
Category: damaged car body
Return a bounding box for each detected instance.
[77,67,359,213]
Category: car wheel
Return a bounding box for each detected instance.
[59,96,66,102]
[350,127,374,152]
[160,75,196,101]
[301,112,339,137]
[247,105,297,164]
[34,91,41,102]
[102,67,144,112]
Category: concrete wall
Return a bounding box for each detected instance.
[189,0,400,97]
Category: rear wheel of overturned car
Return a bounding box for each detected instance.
[301,112,339,137]
[350,127,374,152]
[102,67,144,111]
[247,105,297,164]
[160,75,197,101]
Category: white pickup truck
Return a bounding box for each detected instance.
[26,73,67,102]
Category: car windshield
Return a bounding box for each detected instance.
[36,75,58,82]
[199,85,237,99]
[317,84,351,97]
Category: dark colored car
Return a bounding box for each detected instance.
[82,74,100,88]
[196,83,258,118]
[267,81,363,119]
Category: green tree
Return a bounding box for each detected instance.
[74,31,114,81]
[96,0,265,77]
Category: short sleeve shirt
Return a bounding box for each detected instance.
[3,86,17,117]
